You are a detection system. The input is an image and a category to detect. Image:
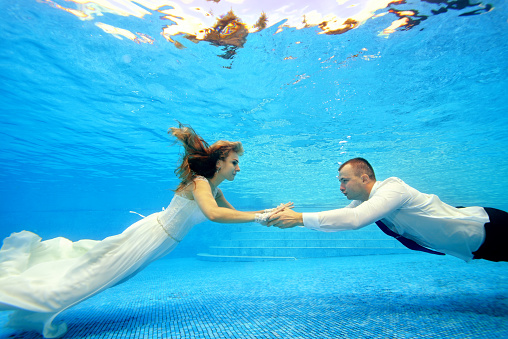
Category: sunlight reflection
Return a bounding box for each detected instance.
[37,0,494,49]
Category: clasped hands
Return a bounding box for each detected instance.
[257,202,303,229]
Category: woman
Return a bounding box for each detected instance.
[0,123,291,338]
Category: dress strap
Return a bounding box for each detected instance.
[192,176,218,197]
[178,176,218,198]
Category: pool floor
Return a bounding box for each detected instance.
[1,254,507,338]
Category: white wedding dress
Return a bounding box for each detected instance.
[0,177,215,338]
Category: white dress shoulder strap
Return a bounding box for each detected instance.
[192,176,218,197]
[194,175,208,182]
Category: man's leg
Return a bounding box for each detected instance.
[473,207,508,262]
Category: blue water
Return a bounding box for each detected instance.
[0,0,507,337]
[1,0,507,244]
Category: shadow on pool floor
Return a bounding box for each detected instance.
[1,254,507,338]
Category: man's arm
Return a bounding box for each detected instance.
[270,179,409,231]
[268,206,366,231]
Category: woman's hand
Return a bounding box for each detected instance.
[265,202,294,213]
[255,202,294,226]
[278,202,294,210]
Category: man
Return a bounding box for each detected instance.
[268,158,507,262]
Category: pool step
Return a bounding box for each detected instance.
[227,229,386,240]
[218,239,403,247]
[196,253,297,262]
[197,224,411,262]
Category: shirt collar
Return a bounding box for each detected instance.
[369,180,381,199]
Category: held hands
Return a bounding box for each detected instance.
[266,208,303,229]
[254,202,294,226]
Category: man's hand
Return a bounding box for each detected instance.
[267,209,303,229]
[255,202,294,226]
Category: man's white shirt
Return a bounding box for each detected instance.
[302,177,488,261]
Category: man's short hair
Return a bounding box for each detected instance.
[339,158,376,180]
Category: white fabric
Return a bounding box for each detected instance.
[303,177,488,262]
[0,176,215,338]
[254,212,270,223]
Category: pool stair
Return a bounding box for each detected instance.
[197,224,412,262]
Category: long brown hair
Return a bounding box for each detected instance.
[169,123,244,192]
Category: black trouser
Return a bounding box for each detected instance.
[472,207,508,262]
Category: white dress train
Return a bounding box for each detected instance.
[0,177,215,338]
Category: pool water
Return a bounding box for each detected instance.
[0,0,507,337]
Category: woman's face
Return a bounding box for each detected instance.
[217,151,240,181]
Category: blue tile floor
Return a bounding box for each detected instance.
[1,253,507,338]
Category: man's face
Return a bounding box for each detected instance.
[338,164,368,201]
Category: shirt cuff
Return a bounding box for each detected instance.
[302,213,320,230]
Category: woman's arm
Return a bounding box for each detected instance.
[193,180,258,223]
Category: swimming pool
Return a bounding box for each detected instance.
[0,0,507,337]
